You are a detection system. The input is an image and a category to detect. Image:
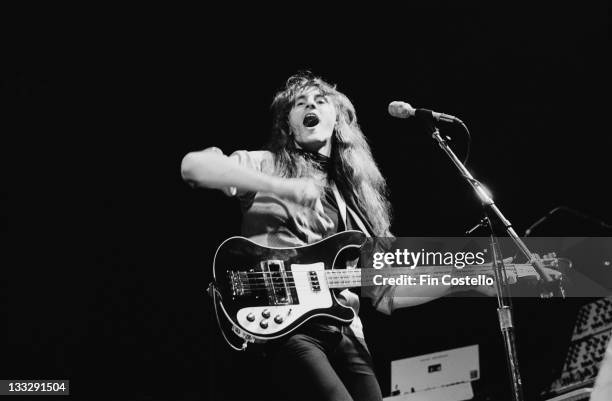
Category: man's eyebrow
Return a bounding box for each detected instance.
[294,93,327,102]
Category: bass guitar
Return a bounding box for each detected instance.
[208,230,565,349]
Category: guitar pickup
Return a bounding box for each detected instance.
[261,260,293,305]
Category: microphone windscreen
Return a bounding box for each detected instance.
[388,101,415,119]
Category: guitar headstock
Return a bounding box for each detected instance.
[515,253,573,297]
[515,253,570,281]
[534,252,572,275]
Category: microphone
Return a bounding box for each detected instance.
[388,101,462,124]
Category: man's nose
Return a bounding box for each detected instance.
[305,99,317,109]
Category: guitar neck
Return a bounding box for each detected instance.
[324,263,531,289]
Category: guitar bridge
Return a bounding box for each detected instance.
[228,271,245,296]
[261,260,293,306]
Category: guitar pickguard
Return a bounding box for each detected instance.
[236,263,333,336]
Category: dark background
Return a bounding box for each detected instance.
[4,4,610,400]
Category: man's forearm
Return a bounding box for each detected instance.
[181,150,282,195]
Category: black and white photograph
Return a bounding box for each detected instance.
[4,4,611,401]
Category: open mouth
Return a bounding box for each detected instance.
[303,113,320,128]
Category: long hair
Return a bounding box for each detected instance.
[267,72,393,237]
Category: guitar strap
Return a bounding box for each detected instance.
[331,182,394,313]
[330,181,371,238]
[330,181,347,230]
[330,181,372,339]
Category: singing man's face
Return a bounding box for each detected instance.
[288,88,337,155]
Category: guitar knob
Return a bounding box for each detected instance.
[260,320,268,329]
[274,315,284,324]
[246,313,255,322]
[262,309,271,318]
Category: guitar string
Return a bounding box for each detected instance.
[231,263,530,275]
[224,265,544,292]
[228,271,515,292]
[230,266,523,282]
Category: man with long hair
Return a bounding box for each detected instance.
[182,72,491,399]
[182,72,390,400]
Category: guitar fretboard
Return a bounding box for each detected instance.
[324,264,535,289]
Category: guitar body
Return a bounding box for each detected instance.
[212,230,367,343]
[210,230,567,348]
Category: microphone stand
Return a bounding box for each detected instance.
[486,214,525,401]
[425,124,558,401]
